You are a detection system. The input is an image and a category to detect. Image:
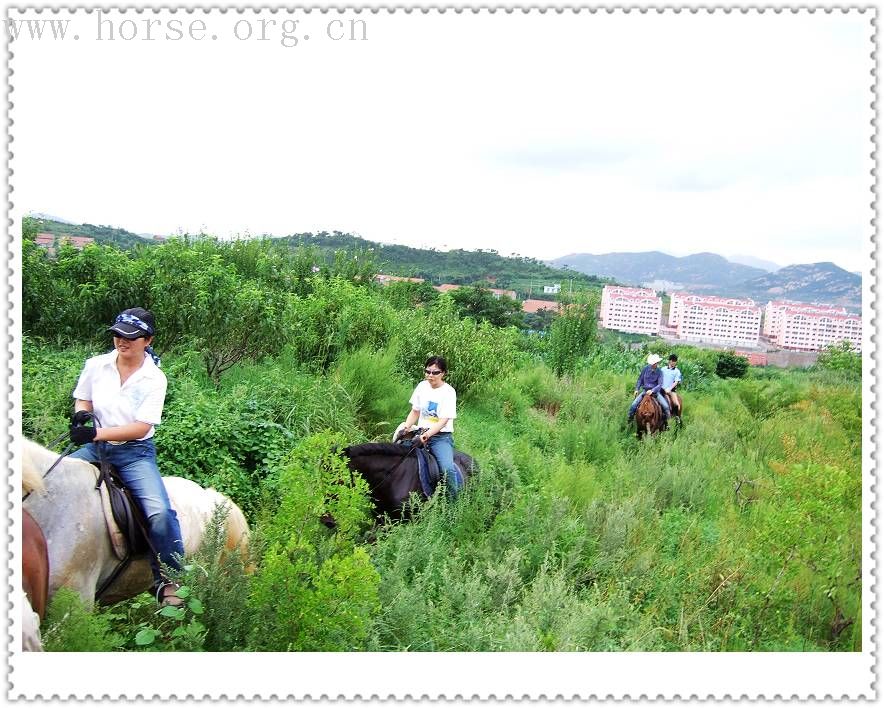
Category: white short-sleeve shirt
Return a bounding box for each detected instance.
[72,350,167,439]
[409,380,456,433]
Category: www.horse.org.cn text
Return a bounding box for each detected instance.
[6,12,369,48]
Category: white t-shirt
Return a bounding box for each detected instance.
[409,380,456,433]
[72,350,167,439]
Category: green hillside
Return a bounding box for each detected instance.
[23,217,606,300]
[25,216,154,251]
[280,231,607,297]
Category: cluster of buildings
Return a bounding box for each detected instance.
[600,284,861,353]
[33,232,95,255]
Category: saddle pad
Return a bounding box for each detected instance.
[415,448,438,497]
[97,477,128,561]
[415,448,465,496]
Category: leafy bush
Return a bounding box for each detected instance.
[816,341,862,378]
[394,296,520,399]
[41,588,122,651]
[547,292,599,378]
[715,351,749,379]
[333,347,412,439]
[248,433,379,650]
[282,277,396,370]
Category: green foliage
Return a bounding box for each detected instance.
[816,341,862,378]
[715,350,750,379]
[377,280,440,310]
[170,504,252,651]
[393,296,520,399]
[249,433,380,650]
[102,588,207,651]
[21,336,94,442]
[547,292,600,378]
[41,588,123,651]
[449,285,524,328]
[21,232,862,654]
[736,462,861,649]
[333,347,412,439]
[283,277,396,370]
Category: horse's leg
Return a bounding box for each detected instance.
[21,591,43,651]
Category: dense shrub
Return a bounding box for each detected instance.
[816,341,862,378]
[41,589,122,651]
[547,292,600,378]
[282,277,396,370]
[715,350,750,379]
[393,296,520,399]
[248,433,380,650]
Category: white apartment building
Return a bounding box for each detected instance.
[600,285,662,335]
[764,301,861,351]
[669,292,762,347]
[763,300,846,337]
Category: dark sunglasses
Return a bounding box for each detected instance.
[424,368,443,376]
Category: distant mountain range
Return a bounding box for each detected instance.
[549,251,861,311]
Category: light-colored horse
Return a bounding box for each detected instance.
[21,462,47,651]
[21,438,250,613]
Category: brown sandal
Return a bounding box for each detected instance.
[156,582,185,607]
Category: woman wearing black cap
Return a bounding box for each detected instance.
[67,307,185,607]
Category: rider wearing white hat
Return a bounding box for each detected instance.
[627,353,671,423]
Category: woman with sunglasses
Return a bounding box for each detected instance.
[66,307,186,607]
[400,356,461,496]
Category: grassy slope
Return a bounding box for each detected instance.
[25,339,861,652]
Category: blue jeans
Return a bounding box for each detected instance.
[408,432,462,497]
[69,439,184,586]
[629,392,670,419]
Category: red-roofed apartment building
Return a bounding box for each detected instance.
[600,285,662,335]
[763,300,860,352]
[668,292,762,347]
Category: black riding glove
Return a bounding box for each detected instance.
[71,410,93,426]
[69,424,97,445]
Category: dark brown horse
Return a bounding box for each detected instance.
[22,509,49,621]
[635,394,666,439]
[341,442,475,521]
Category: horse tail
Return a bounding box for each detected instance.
[223,497,251,561]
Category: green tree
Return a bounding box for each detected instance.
[816,341,861,378]
[716,350,750,379]
[547,292,600,377]
[449,286,524,328]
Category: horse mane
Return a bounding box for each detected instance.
[344,442,411,458]
[21,438,95,496]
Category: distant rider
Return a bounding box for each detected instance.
[661,353,683,419]
[628,353,671,424]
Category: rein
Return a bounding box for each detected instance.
[22,414,103,501]
[361,432,425,496]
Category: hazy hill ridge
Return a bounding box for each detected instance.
[551,251,861,310]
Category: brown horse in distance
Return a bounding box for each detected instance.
[635,394,666,439]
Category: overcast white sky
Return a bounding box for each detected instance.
[13,8,873,272]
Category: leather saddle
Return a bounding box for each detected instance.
[92,460,151,561]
